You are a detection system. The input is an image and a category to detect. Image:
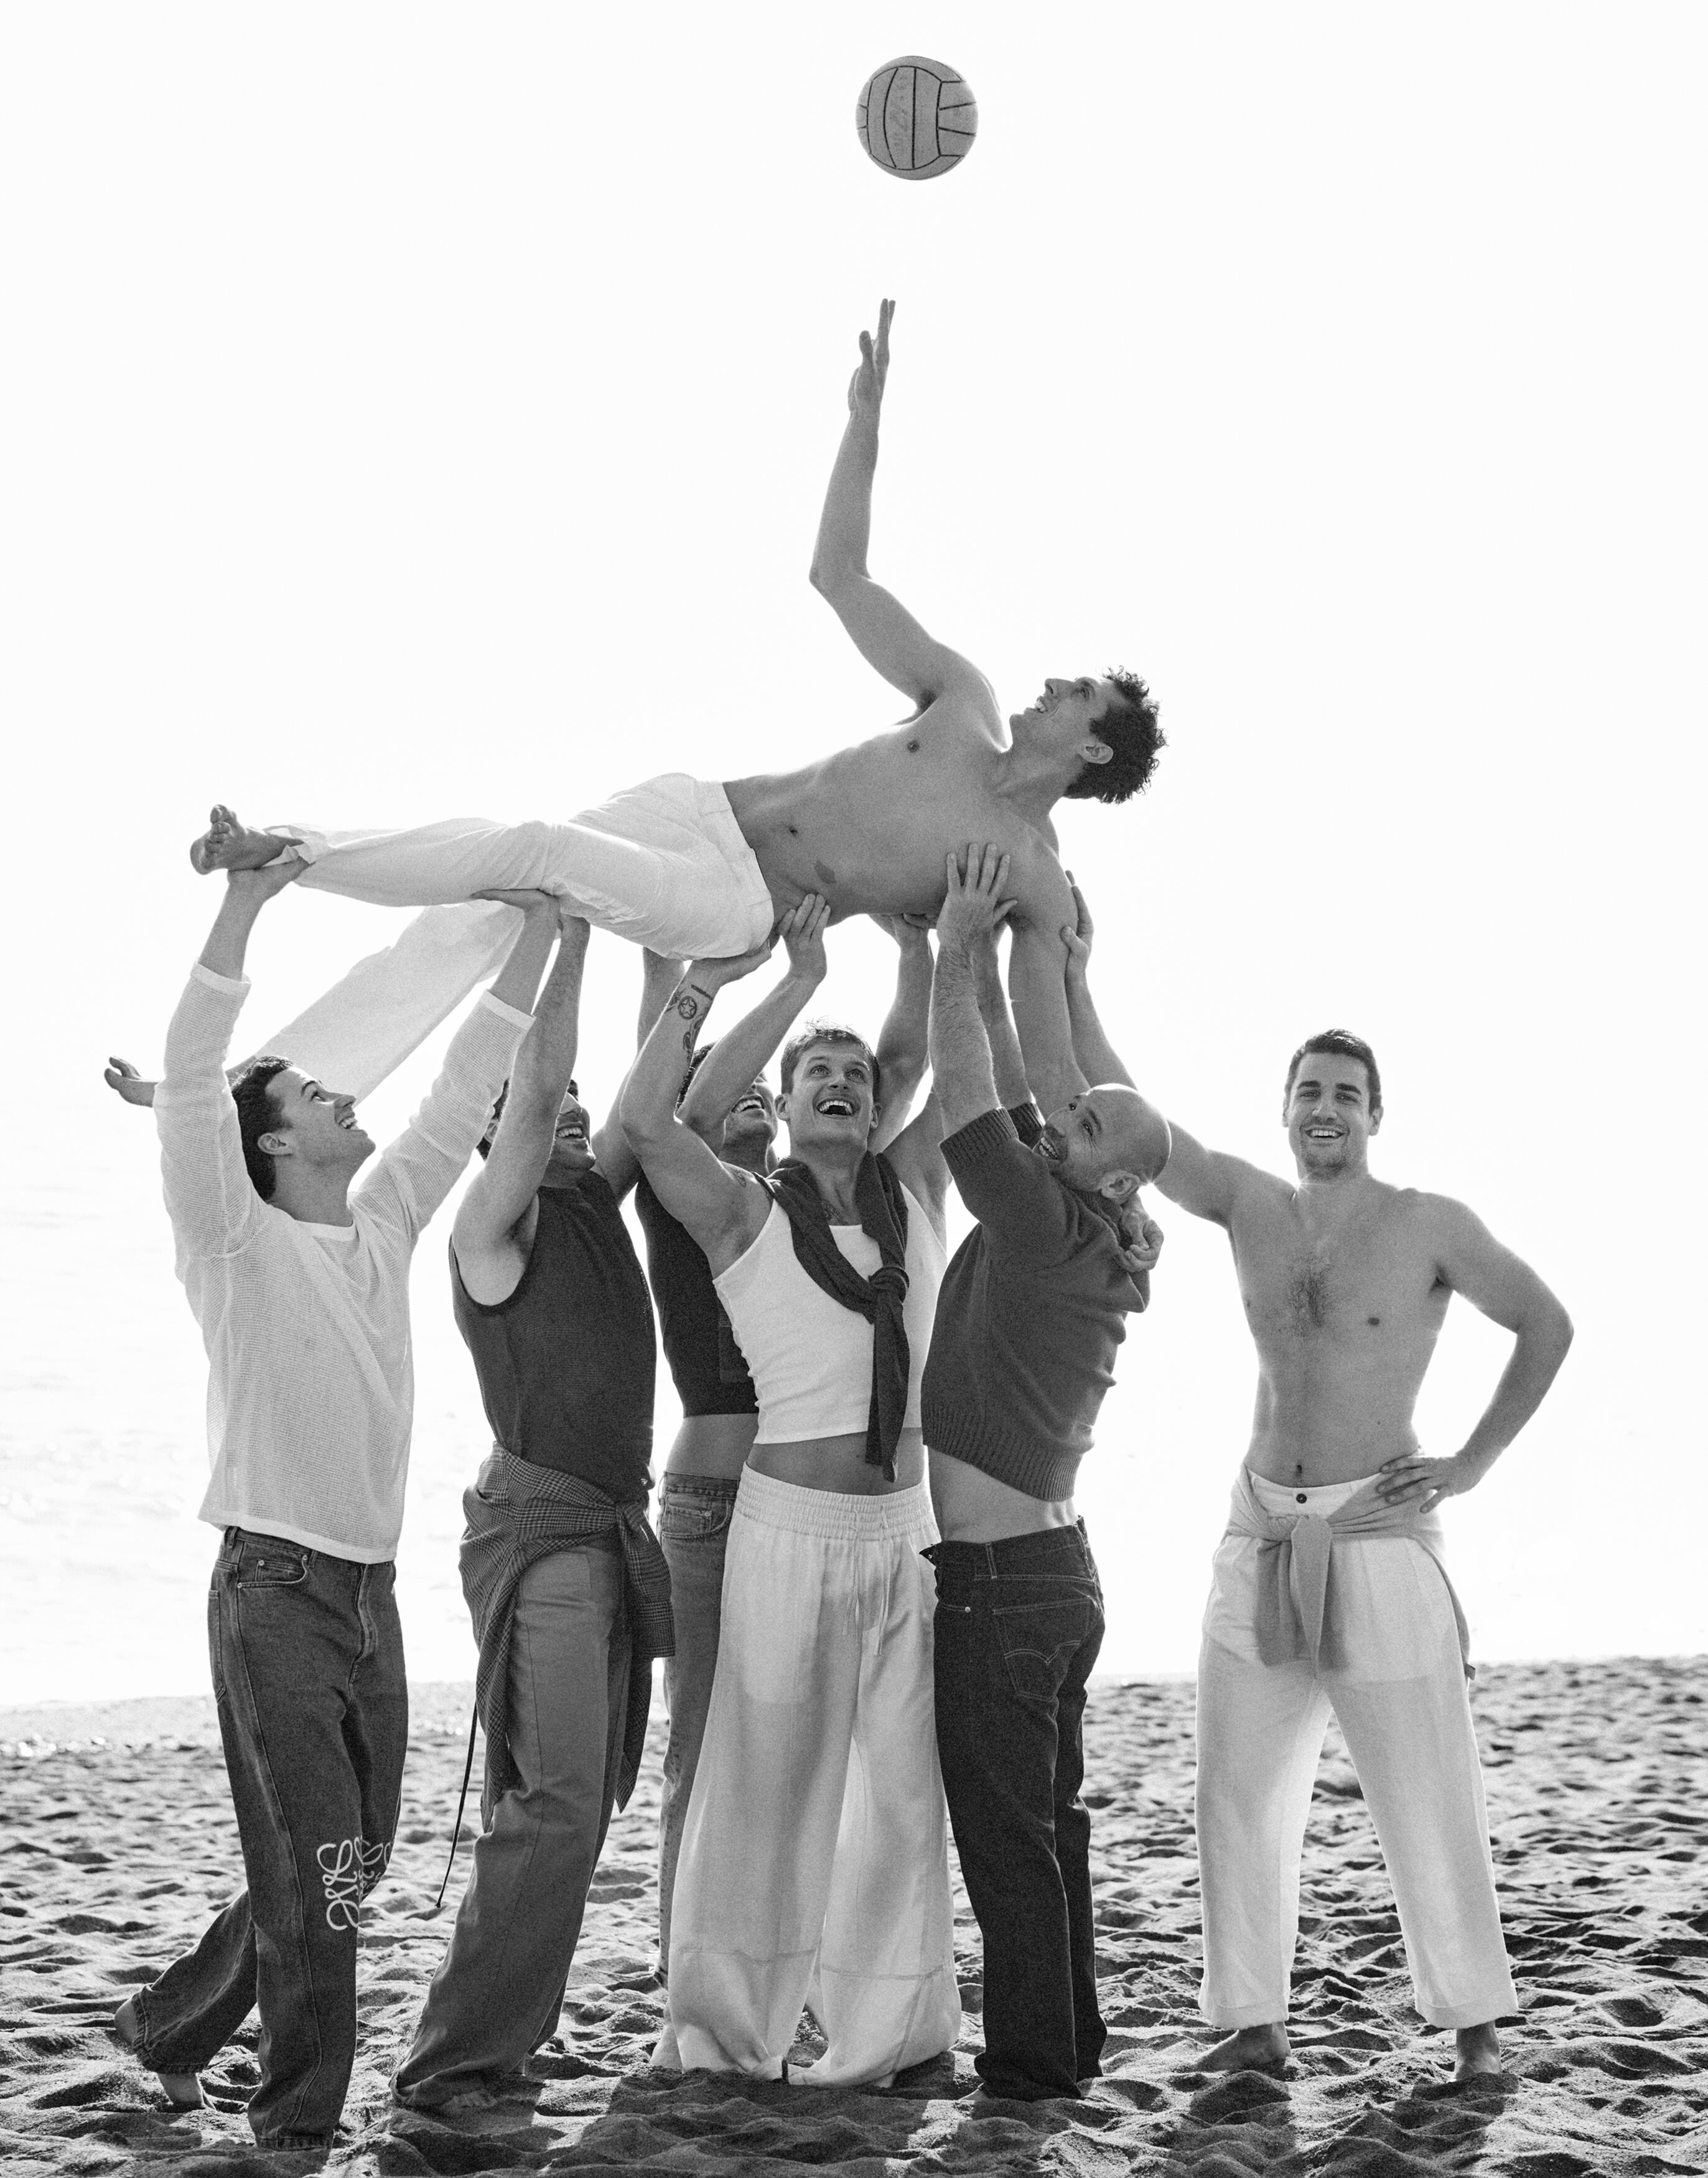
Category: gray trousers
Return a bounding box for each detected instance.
[394,1543,630,2103]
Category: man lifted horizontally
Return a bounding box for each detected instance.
[1113,1014,1574,2080]
[185,301,1162,1113]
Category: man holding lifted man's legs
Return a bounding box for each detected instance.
[115,864,550,2148]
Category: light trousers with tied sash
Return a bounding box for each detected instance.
[1195,1467,1518,2032]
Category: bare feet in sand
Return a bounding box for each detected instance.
[189,804,301,877]
[1197,2021,1290,2072]
[1454,2022,1503,2080]
[113,1994,203,2108]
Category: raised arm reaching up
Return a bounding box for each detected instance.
[678,898,825,1142]
[452,902,589,1304]
[1059,876,1131,1091]
[618,949,777,1276]
[808,300,993,710]
[928,846,1017,1135]
[867,915,934,1145]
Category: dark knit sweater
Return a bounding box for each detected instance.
[922,1103,1149,1500]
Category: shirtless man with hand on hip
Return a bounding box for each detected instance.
[184,301,1162,1117]
[1100,1006,1574,2081]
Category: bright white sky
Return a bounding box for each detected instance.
[2,6,1704,1699]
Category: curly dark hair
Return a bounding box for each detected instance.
[777,1022,883,1114]
[1063,668,1165,806]
[231,1056,293,1201]
[1283,1031,1383,1121]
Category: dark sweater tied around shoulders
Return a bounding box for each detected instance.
[765,1152,911,1480]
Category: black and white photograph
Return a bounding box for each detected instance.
[2,6,1704,2172]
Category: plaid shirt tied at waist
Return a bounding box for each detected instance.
[1223,1464,1472,1678]
[459,1449,674,1812]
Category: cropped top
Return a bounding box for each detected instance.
[714,1186,945,1444]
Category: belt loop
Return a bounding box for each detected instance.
[983,1541,998,1580]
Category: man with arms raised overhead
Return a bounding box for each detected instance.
[928,854,1167,2108]
[1111,1001,1574,2080]
[393,910,675,2110]
[921,850,1168,2103]
[184,301,1162,1116]
[638,904,931,1982]
[113,863,552,2151]
[618,927,959,2090]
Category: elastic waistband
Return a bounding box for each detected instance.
[1247,1467,1381,1518]
[928,1520,1094,1577]
[734,1465,937,1543]
[660,1471,742,1503]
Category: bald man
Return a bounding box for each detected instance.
[920,849,1168,2103]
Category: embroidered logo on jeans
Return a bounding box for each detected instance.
[317,1835,389,1930]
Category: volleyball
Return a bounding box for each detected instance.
[856,56,978,180]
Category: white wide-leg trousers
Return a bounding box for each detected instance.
[1195,1475,1517,2032]
[258,774,775,1097]
[660,1469,961,2088]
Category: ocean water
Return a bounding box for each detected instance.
[5,994,1704,1707]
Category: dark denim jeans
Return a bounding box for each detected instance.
[925,1521,1106,2101]
[127,1529,408,2147]
[655,1472,739,1973]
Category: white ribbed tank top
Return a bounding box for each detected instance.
[714,1186,945,1443]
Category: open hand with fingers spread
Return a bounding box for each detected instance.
[936,844,1016,962]
[847,298,894,416]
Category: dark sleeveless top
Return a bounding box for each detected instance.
[451,1175,655,1496]
[633,1173,756,1419]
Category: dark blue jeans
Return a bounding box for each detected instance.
[926,1522,1106,2101]
[126,1530,408,2147]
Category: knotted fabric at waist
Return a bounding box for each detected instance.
[1222,1464,1471,1678]
[460,1449,674,1811]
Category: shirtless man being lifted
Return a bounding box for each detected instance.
[1094,1010,1573,2080]
[188,301,1162,1111]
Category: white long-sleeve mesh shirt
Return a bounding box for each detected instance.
[155,963,531,1561]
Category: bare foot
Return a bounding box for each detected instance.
[189,804,300,876]
[104,1058,157,1108]
[113,1994,203,2108]
[1453,2021,1502,2080]
[1197,2021,1290,2072]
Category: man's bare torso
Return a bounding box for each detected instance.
[1229,1174,1455,1487]
[724,690,1057,924]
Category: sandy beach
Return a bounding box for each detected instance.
[2,1658,1704,2176]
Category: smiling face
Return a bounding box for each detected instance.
[720,1077,779,1154]
[1010,675,1118,767]
[541,1083,596,1183]
[256,1066,374,1179]
[1282,1052,1380,1175]
[778,1039,880,1156]
[1035,1083,1170,1204]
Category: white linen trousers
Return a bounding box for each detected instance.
[1196,1470,1518,2032]
[657,1468,961,2088]
[256,774,776,1097]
